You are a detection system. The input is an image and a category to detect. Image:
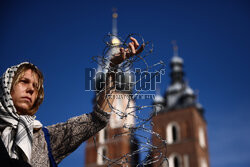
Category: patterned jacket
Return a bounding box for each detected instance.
[30,107,109,167]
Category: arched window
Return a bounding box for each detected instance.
[200,158,208,167]
[104,128,108,141]
[174,156,179,167]
[198,127,206,148]
[99,128,108,144]
[172,126,177,142]
[97,146,107,165]
[169,153,182,167]
[167,122,180,144]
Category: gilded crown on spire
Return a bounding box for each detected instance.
[111,8,120,46]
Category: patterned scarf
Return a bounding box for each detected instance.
[0,62,42,163]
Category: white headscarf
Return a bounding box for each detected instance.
[0,62,42,163]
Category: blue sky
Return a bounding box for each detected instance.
[1,0,250,167]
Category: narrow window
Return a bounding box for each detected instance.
[104,128,108,141]
[102,148,107,163]
[174,156,179,167]
[97,146,107,165]
[198,127,206,148]
[172,126,177,142]
[99,128,106,144]
[169,153,182,167]
[200,158,208,167]
[167,122,180,144]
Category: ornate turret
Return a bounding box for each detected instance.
[170,42,184,85]
[153,41,204,116]
[165,41,199,111]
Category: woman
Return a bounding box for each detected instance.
[0,37,143,167]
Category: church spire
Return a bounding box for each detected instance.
[170,40,184,84]
[112,8,118,36]
[164,41,199,111]
[111,8,120,46]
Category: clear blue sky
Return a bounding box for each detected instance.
[1,0,250,167]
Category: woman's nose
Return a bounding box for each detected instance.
[26,84,34,95]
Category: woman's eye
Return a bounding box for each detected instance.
[21,80,28,83]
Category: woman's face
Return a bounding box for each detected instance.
[11,69,39,115]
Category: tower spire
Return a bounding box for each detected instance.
[172,40,179,58]
[170,40,184,84]
[111,8,120,46]
[112,8,118,36]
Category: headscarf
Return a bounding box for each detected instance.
[0,62,42,163]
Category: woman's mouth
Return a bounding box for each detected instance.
[22,97,32,103]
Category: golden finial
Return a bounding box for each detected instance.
[112,8,118,18]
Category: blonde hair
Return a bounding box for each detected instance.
[11,63,44,115]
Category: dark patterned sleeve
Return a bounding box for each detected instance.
[46,106,110,164]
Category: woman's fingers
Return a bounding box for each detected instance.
[130,37,139,49]
[111,37,144,66]
[129,42,136,55]
[129,37,144,55]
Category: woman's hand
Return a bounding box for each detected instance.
[110,37,144,67]
[98,37,144,113]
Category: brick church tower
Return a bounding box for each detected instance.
[152,43,210,167]
[85,10,138,167]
